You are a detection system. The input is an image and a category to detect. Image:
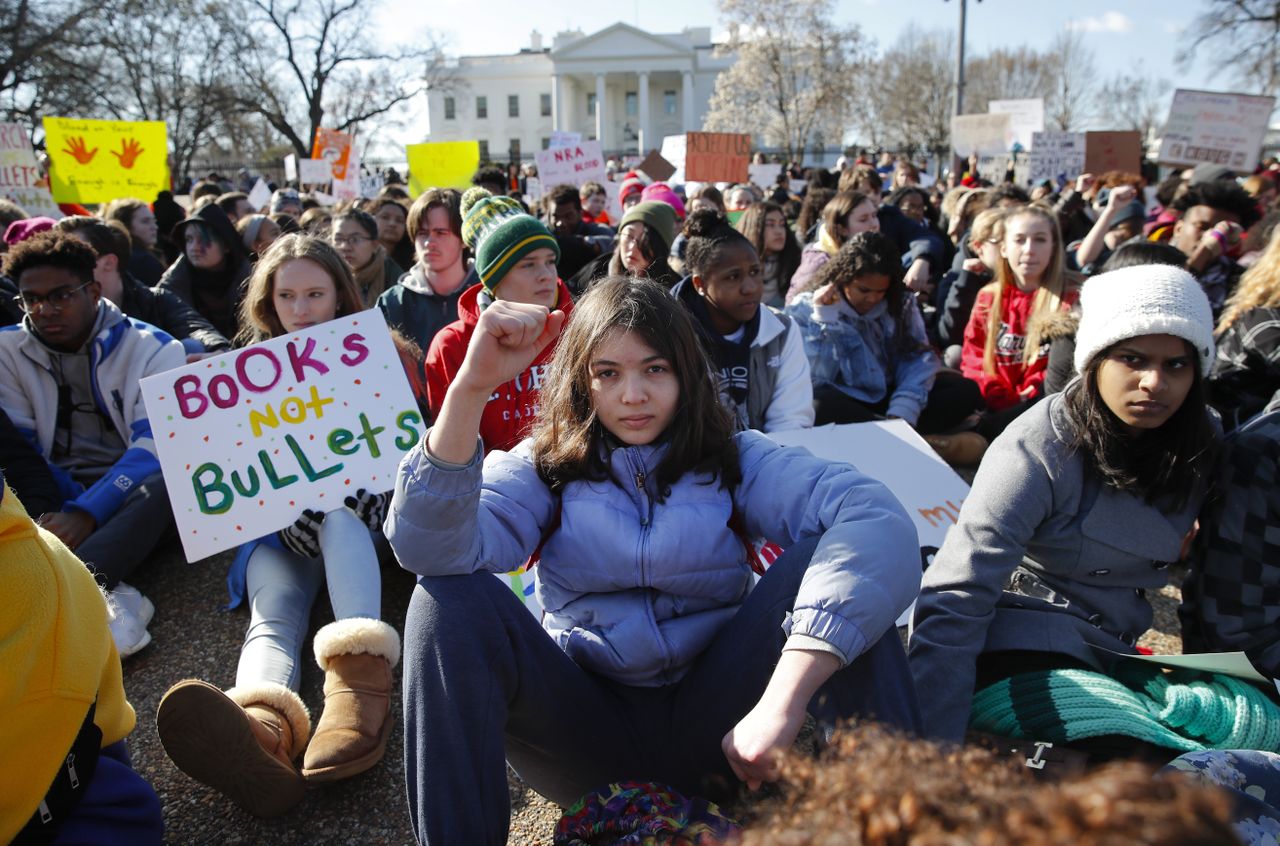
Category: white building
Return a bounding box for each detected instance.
[424,23,734,161]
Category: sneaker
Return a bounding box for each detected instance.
[106,591,152,658]
[111,582,155,627]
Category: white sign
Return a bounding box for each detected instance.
[298,158,332,185]
[1158,88,1277,173]
[247,178,272,213]
[548,131,583,150]
[141,311,422,561]
[951,113,1012,159]
[1029,132,1086,184]
[748,163,783,190]
[283,153,297,182]
[533,140,606,189]
[331,141,361,202]
[359,172,384,199]
[0,122,61,217]
[988,98,1045,152]
[660,134,687,184]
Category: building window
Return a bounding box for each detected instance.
[444,97,455,120]
[509,139,521,160]
[625,92,637,117]
[587,93,596,117]
[541,137,551,150]
[476,96,487,119]
[508,95,519,117]
[540,93,552,117]
[664,90,677,116]
[478,140,490,162]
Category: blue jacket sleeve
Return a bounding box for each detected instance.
[886,304,940,425]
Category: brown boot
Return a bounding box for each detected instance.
[301,618,400,783]
[923,431,989,467]
[157,679,311,818]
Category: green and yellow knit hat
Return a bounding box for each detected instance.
[460,188,560,293]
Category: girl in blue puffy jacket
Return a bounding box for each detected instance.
[386,275,923,844]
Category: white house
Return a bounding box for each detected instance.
[424,23,734,161]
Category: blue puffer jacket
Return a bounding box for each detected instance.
[387,429,920,687]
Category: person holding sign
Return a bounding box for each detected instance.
[910,265,1220,744]
[387,277,921,844]
[156,235,401,818]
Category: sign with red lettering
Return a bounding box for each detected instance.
[684,132,751,183]
[0,122,61,217]
[534,140,606,188]
[140,310,421,561]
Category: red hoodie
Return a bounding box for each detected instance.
[961,283,1076,411]
[424,279,574,453]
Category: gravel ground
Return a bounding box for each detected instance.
[121,539,1186,845]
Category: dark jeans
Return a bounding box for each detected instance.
[812,371,982,435]
[401,537,922,846]
[77,475,173,588]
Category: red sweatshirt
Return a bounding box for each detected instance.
[960,284,1076,412]
[424,279,574,453]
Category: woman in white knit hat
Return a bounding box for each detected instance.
[908,263,1220,744]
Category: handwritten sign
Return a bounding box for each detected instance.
[548,131,583,150]
[0,123,60,217]
[247,178,272,213]
[684,132,751,183]
[1084,130,1143,175]
[141,311,422,561]
[406,140,481,194]
[312,128,354,181]
[1029,132,1086,183]
[1158,88,1276,173]
[951,113,1011,159]
[748,163,783,190]
[534,140,606,188]
[988,99,1044,152]
[297,158,331,185]
[43,117,168,204]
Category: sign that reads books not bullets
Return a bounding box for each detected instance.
[534,139,607,188]
[141,311,422,561]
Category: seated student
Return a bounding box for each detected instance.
[365,197,415,272]
[1069,184,1145,274]
[425,190,572,454]
[786,232,984,461]
[54,216,231,356]
[544,183,615,282]
[1209,223,1280,431]
[0,233,185,656]
[387,277,922,844]
[786,191,879,301]
[1,472,163,846]
[102,197,167,286]
[672,210,813,433]
[568,200,680,295]
[909,264,1219,743]
[156,236,401,818]
[377,188,476,356]
[579,180,612,227]
[1168,180,1261,316]
[737,201,801,308]
[236,213,282,262]
[936,206,1005,352]
[330,208,403,308]
[157,202,254,341]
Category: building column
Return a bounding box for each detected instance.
[637,71,651,153]
[551,74,565,132]
[595,72,607,148]
[682,70,696,132]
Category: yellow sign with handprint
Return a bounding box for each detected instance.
[43,117,169,204]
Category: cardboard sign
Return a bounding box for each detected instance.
[684,131,751,183]
[988,98,1045,152]
[359,172,384,199]
[297,158,331,185]
[284,154,298,182]
[1158,88,1276,173]
[636,150,676,183]
[331,142,361,202]
[533,140,607,189]
[141,311,422,562]
[311,128,354,181]
[247,177,272,213]
[0,122,60,217]
[406,140,481,194]
[1084,130,1142,175]
[748,163,783,190]
[43,117,169,204]
[951,113,1011,158]
[660,135,687,184]
[549,131,583,150]
[1029,132,1086,183]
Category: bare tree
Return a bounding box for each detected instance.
[863,26,955,158]
[1178,0,1280,97]
[963,47,1050,115]
[1099,68,1172,143]
[703,0,873,163]
[0,0,114,127]
[1043,30,1096,131]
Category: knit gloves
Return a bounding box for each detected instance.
[344,488,391,534]
[277,509,325,558]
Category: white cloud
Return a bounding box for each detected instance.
[1066,11,1134,33]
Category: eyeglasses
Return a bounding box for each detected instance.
[15,281,93,313]
[332,234,373,248]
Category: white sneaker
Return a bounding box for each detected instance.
[106,590,152,658]
[111,582,155,627]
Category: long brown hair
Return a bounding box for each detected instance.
[235,234,364,345]
[982,205,1069,375]
[821,191,872,250]
[531,277,740,500]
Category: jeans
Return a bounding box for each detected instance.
[401,537,922,846]
[77,474,173,590]
[235,507,381,690]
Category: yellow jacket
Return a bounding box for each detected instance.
[0,481,135,843]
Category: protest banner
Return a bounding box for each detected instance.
[406,140,480,194]
[534,139,607,189]
[140,310,421,562]
[1158,88,1276,173]
[636,149,676,182]
[0,122,61,217]
[684,131,751,183]
[297,158,331,185]
[43,117,168,204]
[1084,130,1142,175]
[1029,131,1086,183]
[331,142,361,202]
[247,177,272,212]
[284,153,298,182]
[660,134,687,183]
[311,128,354,180]
[549,131,583,150]
[748,163,783,190]
[987,98,1045,151]
[359,171,385,199]
[951,113,1011,159]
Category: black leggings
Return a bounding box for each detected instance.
[813,370,983,435]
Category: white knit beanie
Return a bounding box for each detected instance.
[1073,264,1215,375]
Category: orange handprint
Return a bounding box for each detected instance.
[111,138,144,169]
[62,136,98,165]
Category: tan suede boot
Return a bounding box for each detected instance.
[301,617,400,782]
[157,679,311,818]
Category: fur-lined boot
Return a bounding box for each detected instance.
[156,679,311,818]
[301,617,400,782]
